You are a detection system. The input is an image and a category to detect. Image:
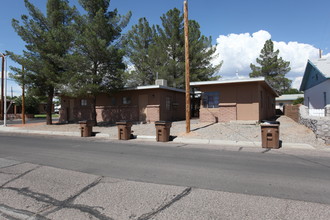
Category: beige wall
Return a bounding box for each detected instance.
[197,81,276,122]
[146,105,160,122]
[257,83,276,120]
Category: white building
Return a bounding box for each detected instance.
[300,59,330,110]
[275,94,304,111]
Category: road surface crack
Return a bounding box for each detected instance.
[0,162,24,169]
[0,165,41,188]
[64,176,103,204]
[2,177,113,220]
[41,176,113,220]
[0,204,51,220]
[137,187,192,220]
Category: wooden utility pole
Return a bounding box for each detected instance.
[1,55,4,120]
[22,66,25,124]
[184,0,190,133]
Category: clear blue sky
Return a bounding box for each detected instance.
[1,0,330,94]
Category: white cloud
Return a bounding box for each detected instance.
[213,30,330,89]
[291,76,303,90]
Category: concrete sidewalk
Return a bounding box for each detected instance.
[0,122,320,150]
[1,158,330,220]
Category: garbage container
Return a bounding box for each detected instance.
[260,121,280,149]
[116,121,133,140]
[155,121,172,142]
[79,120,93,137]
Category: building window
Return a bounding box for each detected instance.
[324,92,327,106]
[122,97,131,105]
[81,99,87,106]
[166,97,171,111]
[202,91,219,108]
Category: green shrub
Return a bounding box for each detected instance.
[293,97,304,105]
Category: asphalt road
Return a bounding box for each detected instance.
[1,132,330,205]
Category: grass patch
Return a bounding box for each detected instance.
[34,114,59,118]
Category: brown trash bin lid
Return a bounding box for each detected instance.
[261,120,280,125]
[116,121,132,126]
[155,121,171,125]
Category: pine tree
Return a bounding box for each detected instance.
[188,20,220,83]
[64,0,131,124]
[249,39,291,94]
[123,18,158,86]
[7,0,76,125]
[124,8,221,88]
[155,8,185,88]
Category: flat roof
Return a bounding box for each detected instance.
[190,77,265,86]
[276,94,304,101]
[126,85,186,93]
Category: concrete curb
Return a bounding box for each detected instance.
[0,126,80,137]
[172,137,315,150]
[0,126,316,150]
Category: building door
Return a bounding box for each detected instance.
[139,94,148,122]
[69,99,75,122]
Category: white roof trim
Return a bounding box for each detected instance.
[127,85,186,93]
[190,77,265,86]
[276,94,304,101]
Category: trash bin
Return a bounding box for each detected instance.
[116,121,133,140]
[155,121,172,142]
[79,120,93,137]
[260,121,280,148]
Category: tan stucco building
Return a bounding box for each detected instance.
[59,84,185,124]
[190,78,278,123]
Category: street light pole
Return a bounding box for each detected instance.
[1,53,4,121]
[0,52,7,126]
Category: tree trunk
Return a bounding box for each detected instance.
[91,95,97,126]
[46,91,54,125]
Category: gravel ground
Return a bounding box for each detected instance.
[13,116,328,149]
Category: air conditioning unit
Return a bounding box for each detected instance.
[155,79,167,86]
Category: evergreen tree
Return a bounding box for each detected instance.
[282,88,303,94]
[123,18,158,86]
[124,8,221,88]
[7,0,76,124]
[188,20,220,83]
[249,39,291,94]
[64,0,131,124]
[155,8,185,88]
